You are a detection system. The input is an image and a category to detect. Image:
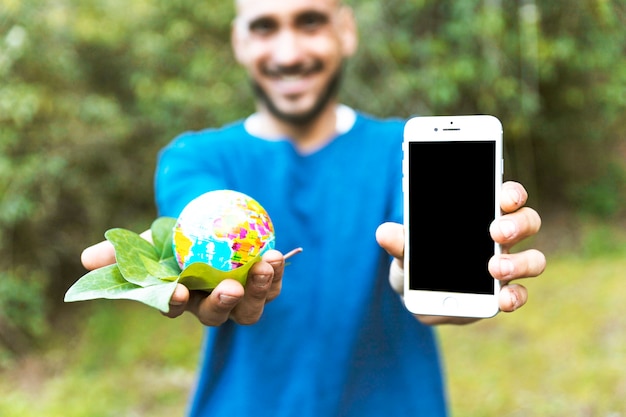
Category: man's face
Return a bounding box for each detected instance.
[232,0,357,125]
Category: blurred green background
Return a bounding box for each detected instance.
[1,0,625,416]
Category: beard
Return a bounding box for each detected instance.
[251,66,343,126]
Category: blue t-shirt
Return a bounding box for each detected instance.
[155,111,448,417]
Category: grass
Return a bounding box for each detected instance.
[439,234,626,416]
[0,300,203,417]
[1,222,625,416]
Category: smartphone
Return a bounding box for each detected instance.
[402,115,503,318]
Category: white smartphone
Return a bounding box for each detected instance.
[402,115,503,318]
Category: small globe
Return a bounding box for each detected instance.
[172,190,275,271]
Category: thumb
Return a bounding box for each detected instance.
[81,240,116,270]
[375,222,404,260]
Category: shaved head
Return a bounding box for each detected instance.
[235,0,343,11]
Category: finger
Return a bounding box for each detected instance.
[388,259,404,295]
[81,229,152,271]
[489,249,546,281]
[263,249,286,302]
[162,284,190,319]
[81,240,116,270]
[500,181,528,214]
[230,256,280,325]
[187,279,245,327]
[375,222,404,260]
[490,206,542,247]
[498,283,528,312]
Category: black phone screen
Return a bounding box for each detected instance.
[407,140,496,294]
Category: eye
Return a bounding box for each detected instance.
[249,18,277,36]
[296,12,329,32]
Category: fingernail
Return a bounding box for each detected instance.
[499,258,514,278]
[498,219,516,239]
[508,188,522,205]
[269,260,283,268]
[253,274,271,288]
[219,294,238,306]
[169,286,185,306]
[509,291,520,311]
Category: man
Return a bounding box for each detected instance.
[82,0,546,415]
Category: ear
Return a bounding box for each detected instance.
[231,19,246,65]
[338,6,358,57]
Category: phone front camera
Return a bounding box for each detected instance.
[434,128,438,132]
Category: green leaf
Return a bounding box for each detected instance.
[64,264,131,301]
[151,217,177,260]
[105,228,163,287]
[178,254,261,290]
[140,254,180,278]
[64,264,178,313]
[160,256,181,274]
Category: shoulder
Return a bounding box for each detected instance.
[355,111,406,128]
[158,120,252,166]
[341,112,406,153]
[165,120,247,151]
[352,112,405,139]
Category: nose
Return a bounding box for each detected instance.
[271,29,303,68]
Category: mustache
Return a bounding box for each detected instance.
[261,60,324,78]
[250,66,344,126]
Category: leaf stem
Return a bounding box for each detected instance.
[283,247,303,260]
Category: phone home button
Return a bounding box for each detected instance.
[443,297,458,311]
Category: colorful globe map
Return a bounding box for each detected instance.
[172,190,275,271]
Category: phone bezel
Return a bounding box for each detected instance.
[402,115,503,318]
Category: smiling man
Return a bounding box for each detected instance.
[82,0,546,416]
[233,0,355,121]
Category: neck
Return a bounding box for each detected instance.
[249,102,340,153]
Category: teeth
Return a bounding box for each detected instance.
[280,75,303,81]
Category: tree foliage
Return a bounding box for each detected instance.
[0,0,624,355]
[343,0,626,213]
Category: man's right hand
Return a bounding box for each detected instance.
[80,236,286,326]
